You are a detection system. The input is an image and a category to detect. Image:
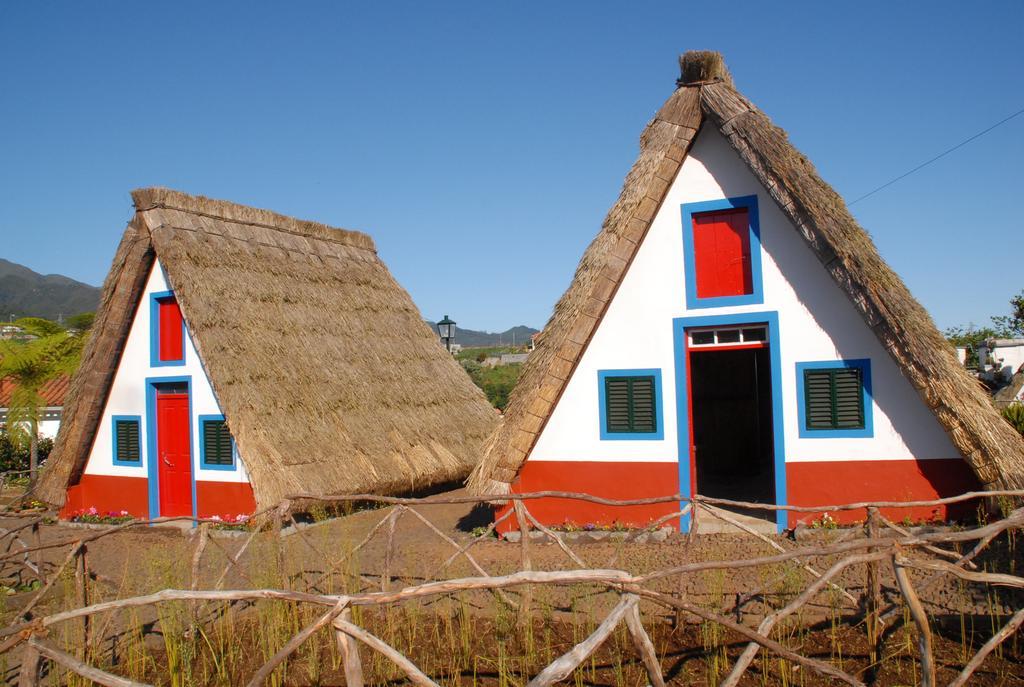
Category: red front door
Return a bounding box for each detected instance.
[156,392,193,517]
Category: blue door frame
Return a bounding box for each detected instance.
[671,312,787,532]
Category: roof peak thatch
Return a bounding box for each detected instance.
[677,50,733,88]
[131,187,376,253]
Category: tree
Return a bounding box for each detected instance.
[64,312,95,333]
[0,318,85,487]
[990,290,1024,338]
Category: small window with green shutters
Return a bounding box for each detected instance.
[803,367,865,430]
[604,375,657,434]
[113,417,141,464]
[201,417,234,468]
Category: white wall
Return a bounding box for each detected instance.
[988,341,1024,380]
[531,126,958,464]
[82,261,249,483]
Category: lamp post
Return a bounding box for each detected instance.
[436,315,456,353]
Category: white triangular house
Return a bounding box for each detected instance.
[469,52,1024,532]
[39,189,498,520]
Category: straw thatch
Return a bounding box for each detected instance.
[38,188,498,509]
[468,51,1024,496]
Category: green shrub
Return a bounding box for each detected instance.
[0,428,53,473]
[459,360,521,411]
[1002,403,1024,438]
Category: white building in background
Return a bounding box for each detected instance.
[978,338,1024,384]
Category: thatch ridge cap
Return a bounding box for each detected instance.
[131,187,376,253]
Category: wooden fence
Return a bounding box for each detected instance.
[0,487,1022,687]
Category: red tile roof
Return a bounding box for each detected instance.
[0,376,69,408]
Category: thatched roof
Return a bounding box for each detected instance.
[38,188,498,509]
[468,50,1024,496]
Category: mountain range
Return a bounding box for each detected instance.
[0,258,101,322]
[423,322,539,348]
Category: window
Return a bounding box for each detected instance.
[598,369,664,440]
[688,326,767,347]
[796,359,873,438]
[112,416,142,465]
[151,291,185,366]
[681,195,763,309]
[200,415,235,469]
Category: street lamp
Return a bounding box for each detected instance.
[436,315,456,352]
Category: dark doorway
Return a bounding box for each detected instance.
[689,346,775,504]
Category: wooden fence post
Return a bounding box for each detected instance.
[31,522,42,582]
[892,550,935,687]
[864,507,881,674]
[17,641,41,687]
[513,500,532,624]
[273,508,286,589]
[75,544,90,660]
[336,607,364,687]
[382,507,402,592]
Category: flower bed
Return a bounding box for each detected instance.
[206,513,251,531]
[68,507,134,525]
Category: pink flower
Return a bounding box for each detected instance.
[87,506,98,515]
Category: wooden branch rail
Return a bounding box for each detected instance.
[280,488,1024,513]
[1,488,1021,686]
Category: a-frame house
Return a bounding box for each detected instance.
[39,188,498,520]
[468,51,1024,531]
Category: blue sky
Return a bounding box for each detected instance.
[1,2,1021,332]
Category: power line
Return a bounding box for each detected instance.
[849,105,1024,206]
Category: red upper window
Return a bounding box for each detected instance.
[692,208,752,298]
[157,297,184,362]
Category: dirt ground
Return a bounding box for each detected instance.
[1,488,1022,685]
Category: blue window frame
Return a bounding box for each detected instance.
[597,368,664,440]
[112,415,143,466]
[199,414,236,470]
[150,290,186,367]
[795,359,873,438]
[681,195,764,310]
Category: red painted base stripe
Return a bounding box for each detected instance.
[786,458,980,527]
[501,461,680,533]
[196,481,256,519]
[60,476,256,521]
[498,457,979,533]
[61,475,149,519]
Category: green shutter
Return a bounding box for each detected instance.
[605,378,633,433]
[804,370,836,429]
[115,420,141,462]
[203,420,234,466]
[803,367,865,431]
[605,375,657,434]
[833,368,864,428]
[629,377,656,432]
